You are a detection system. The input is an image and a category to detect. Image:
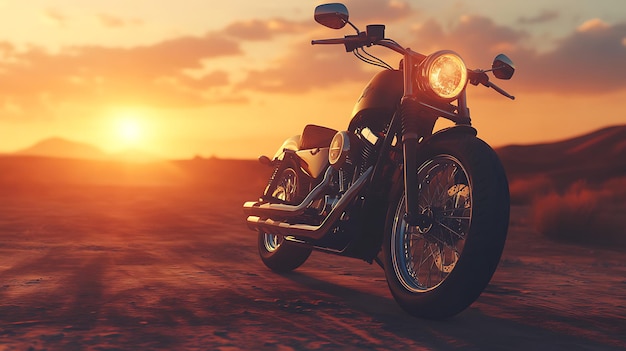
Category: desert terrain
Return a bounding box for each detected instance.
[0,128,625,350]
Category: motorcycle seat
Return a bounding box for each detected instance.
[299,124,337,150]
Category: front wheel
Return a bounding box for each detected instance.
[383,135,509,319]
[258,161,312,273]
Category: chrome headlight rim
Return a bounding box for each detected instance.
[328,131,349,168]
[417,50,468,101]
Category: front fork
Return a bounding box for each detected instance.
[398,49,473,227]
[400,98,436,227]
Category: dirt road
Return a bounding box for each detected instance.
[0,183,624,350]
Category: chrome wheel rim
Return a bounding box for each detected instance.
[263,167,297,253]
[391,155,472,292]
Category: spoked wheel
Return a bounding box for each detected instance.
[391,155,470,292]
[258,162,312,272]
[383,135,509,319]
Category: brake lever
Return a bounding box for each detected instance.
[468,70,515,100]
[485,81,515,100]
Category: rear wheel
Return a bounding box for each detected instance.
[383,135,509,319]
[258,162,312,272]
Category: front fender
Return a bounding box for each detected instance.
[420,125,477,149]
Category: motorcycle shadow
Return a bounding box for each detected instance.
[278,271,605,350]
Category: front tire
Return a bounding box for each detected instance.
[383,135,509,319]
[258,161,312,273]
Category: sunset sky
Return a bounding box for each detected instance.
[0,0,625,159]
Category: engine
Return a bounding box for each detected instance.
[328,127,380,193]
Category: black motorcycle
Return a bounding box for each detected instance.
[243,3,514,319]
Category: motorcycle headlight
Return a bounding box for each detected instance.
[418,50,468,101]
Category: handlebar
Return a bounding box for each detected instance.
[311,38,348,45]
[312,33,409,56]
[313,34,514,100]
[311,33,376,52]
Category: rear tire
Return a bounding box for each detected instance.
[258,161,312,272]
[383,135,509,319]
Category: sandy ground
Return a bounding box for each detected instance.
[0,181,625,350]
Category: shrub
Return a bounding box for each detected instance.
[532,179,626,246]
[508,175,554,205]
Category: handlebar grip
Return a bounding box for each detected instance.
[311,38,346,45]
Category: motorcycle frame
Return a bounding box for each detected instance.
[254,40,483,263]
[305,63,476,262]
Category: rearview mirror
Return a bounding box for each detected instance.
[314,3,349,29]
[492,54,515,80]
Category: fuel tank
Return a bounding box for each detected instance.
[350,69,403,130]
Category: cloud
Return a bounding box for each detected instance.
[223,19,311,40]
[577,18,610,32]
[235,16,626,94]
[411,16,626,94]
[42,8,68,27]
[237,42,372,93]
[3,10,624,121]
[0,33,243,116]
[96,13,143,28]
[525,20,626,93]
[518,10,559,25]
[342,0,414,23]
[411,15,527,65]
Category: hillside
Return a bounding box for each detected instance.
[496,125,626,186]
[0,155,270,191]
[1,125,624,190]
[15,137,108,160]
[12,137,160,163]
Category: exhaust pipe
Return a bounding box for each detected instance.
[243,167,334,220]
[246,167,372,240]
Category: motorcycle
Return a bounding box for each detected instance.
[243,3,514,319]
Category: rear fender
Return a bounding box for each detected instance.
[272,135,301,160]
[271,134,329,179]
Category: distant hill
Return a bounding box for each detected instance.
[16,137,108,160]
[496,125,626,186]
[13,137,160,163]
[0,155,270,190]
[1,126,624,189]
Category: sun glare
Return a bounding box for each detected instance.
[115,114,144,147]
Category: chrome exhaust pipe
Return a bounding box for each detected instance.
[243,167,334,220]
[246,167,372,240]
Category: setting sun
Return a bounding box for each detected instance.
[113,113,146,148]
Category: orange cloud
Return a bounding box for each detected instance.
[0,33,242,117]
[41,8,68,27]
[237,43,372,93]
[2,9,624,124]
[223,19,312,41]
[577,18,610,32]
[343,0,415,23]
[96,13,143,28]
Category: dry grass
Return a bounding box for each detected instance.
[531,178,626,246]
[508,175,554,205]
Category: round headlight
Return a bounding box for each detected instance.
[418,50,468,101]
